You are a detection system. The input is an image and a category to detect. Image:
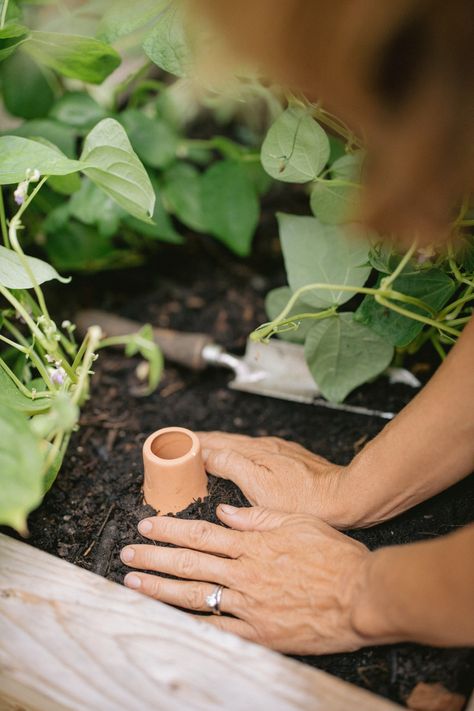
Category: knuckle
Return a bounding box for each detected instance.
[177,549,196,577]
[185,585,205,611]
[216,448,235,469]
[148,576,162,599]
[188,521,211,549]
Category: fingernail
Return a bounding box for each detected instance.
[124,573,141,589]
[121,547,135,563]
[138,519,152,534]
[219,504,238,515]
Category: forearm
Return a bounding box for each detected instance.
[335,316,474,527]
[353,524,474,648]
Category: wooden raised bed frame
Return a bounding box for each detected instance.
[0,533,471,711]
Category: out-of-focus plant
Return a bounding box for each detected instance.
[0,0,274,268]
[0,118,162,532]
[253,102,474,402]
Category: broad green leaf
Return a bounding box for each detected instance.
[0,367,51,415]
[0,403,44,531]
[0,244,70,288]
[49,92,107,130]
[261,106,330,183]
[265,286,315,344]
[0,23,28,61]
[97,0,169,43]
[162,163,207,232]
[1,50,54,118]
[7,118,76,157]
[278,213,371,308]
[42,440,63,492]
[124,181,183,244]
[0,135,81,184]
[304,313,394,402]
[119,109,178,169]
[201,160,259,257]
[30,392,79,439]
[69,178,125,237]
[22,31,121,84]
[355,268,456,347]
[80,118,155,222]
[45,220,139,272]
[143,4,191,77]
[48,172,82,195]
[310,153,363,225]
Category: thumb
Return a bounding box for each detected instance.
[203,448,256,488]
[217,505,284,532]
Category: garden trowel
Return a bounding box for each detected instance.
[77,310,420,420]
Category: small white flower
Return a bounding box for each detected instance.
[49,366,67,386]
[26,168,41,182]
[61,320,71,329]
[14,180,28,205]
[45,354,55,363]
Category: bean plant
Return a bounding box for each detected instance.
[254,103,474,402]
[0,0,270,269]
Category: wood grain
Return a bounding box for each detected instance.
[0,532,402,711]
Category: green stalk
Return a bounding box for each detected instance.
[0,356,51,399]
[0,189,8,247]
[0,0,9,28]
[0,285,48,347]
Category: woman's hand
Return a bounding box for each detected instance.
[121,505,374,654]
[198,432,349,527]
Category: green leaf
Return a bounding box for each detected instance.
[0,367,51,415]
[265,286,315,344]
[201,160,259,256]
[0,244,70,288]
[7,118,76,157]
[22,31,121,84]
[310,153,362,225]
[278,213,370,308]
[0,23,28,62]
[69,178,125,237]
[123,324,163,395]
[261,106,330,183]
[44,220,131,272]
[162,163,207,232]
[143,4,191,77]
[48,172,82,195]
[49,92,107,130]
[0,135,81,184]
[1,50,54,118]
[42,441,63,493]
[0,402,44,532]
[355,268,456,347]
[80,118,155,222]
[97,0,169,43]
[124,180,183,244]
[119,109,178,169]
[304,313,394,402]
[30,392,79,439]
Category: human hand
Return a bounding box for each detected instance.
[121,505,374,654]
[198,432,348,527]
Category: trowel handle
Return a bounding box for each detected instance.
[76,310,215,370]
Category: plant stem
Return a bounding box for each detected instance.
[0,285,47,347]
[0,355,51,400]
[374,294,460,337]
[0,189,8,247]
[0,0,9,28]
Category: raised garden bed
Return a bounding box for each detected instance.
[3,226,473,710]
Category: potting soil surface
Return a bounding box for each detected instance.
[11,214,474,708]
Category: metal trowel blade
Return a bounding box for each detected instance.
[228,339,319,404]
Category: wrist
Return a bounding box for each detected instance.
[350,548,401,645]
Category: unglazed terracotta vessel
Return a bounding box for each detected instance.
[143,427,208,514]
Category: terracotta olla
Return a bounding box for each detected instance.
[143,427,208,514]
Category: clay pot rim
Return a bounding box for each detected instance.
[143,426,201,468]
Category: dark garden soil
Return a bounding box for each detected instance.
[7,192,474,708]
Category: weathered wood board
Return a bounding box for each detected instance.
[0,531,404,711]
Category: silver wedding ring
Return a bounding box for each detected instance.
[206,584,224,615]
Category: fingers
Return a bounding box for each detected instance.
[124,573,244,614]
[203,615,258,642]
[202,447,259,489]
[120,544,234,585]
[217,505,288,532]
[137,516,242,558]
